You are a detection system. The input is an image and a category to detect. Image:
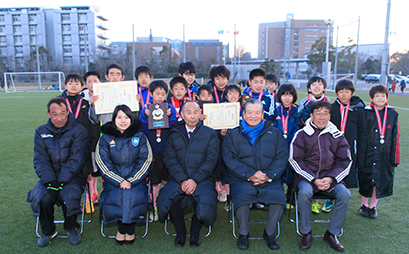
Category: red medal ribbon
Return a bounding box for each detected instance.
[213,86,225,103]
[156,129,161,138]
[66,98,82,119]
[373,103,388,140]
[139,86,150,109]
[339,103,350,134]
[249,90,264,100]
[170,97,183,119]
[187,88,196,101]
[281,104,292,136]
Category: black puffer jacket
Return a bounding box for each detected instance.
[222,121,288,209]
[96,121,152,224]
[157,121,219,226]
[27,113,90,217]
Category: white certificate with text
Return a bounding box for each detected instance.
[203,102,240,130]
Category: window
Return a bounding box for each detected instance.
[305,35,318,38]
[14,35,22,44]
[30,35,36,44]
[62,24,71,33]
[0,15,5,22]
[79,34,87,43]
[80,56,86,65]
[294,41,299,46]
[79,24,87,32]
[12,15,21,23]
[294,48,299,53]
[80,45,86,53]
[29,25,37,34]
[305,41,314,44]
[63,56,73,64]
[293,54,299,58]
[62,35,71,43]
[78,13,87,23]
[13,25,21,34]
[0,46,6,56]
[15,46,23,54]
[63,45,72,53]
[0,36,6,43]
[0,25,4,33]
[30,46,36,52]
[16,57,24,66]
[61,13,70,22]
[294,35,299,40]
[294,29,299,35]
[305,47,311,50]
[28,14,37,23]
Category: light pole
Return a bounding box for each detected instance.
[381,0,391,85]
[353,16,360,86]
[132,24,135,80]
[35,25,41,89]
[323,19,333,86]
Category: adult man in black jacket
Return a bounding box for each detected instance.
[222,99,288,250]
[157,101,219,248]
[27,98,89,247]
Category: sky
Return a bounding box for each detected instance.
[5,0,409,58]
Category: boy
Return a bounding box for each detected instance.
[178,62,200,101]
[298,76,331,126]
[265,73,279,99]
[197,84,214,121]
[358,85,400,219]
[321,79,367,213]
[224,84,241,103]
[82,71,101,101]
[58,74,100,213]
[135,65,153,109]
[169,76,188,121]
[242,68,275,122]
[208,65,231,103]
[139,80,178,221]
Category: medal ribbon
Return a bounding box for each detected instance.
[249,90,264,100]
[187,88,196,101]
[339,103,350,134]
[156,129,161,139]
[373,103,388,140]
[139,87,150,109]
[66,98,82,119]
[213,86,225,103]
[281,104,292,136]
[170,97,183,119]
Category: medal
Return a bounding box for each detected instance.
[156,129,161,143]
[373,102,388,146]
[156,137,161,143]
[170,97,184,119]
[339,102,350,135]
[66,98,83,119]
[213,86,225,103]
[281,105,292,140]
[139,86,150,109]
[283,133,287,139]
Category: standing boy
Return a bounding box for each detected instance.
[358,85,400,219]
[322,79,367,213]
[135,65,153,109]
[242,68,275,122]
[208,65,231,103]
[139,80,178,221]
[265,73,279,99]
[178,62,200,101]
[169,76,188,121]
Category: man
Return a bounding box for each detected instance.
[27,98,90,247]
[289,101,352,252]
[157,101,219,248]
[222,99,288,250]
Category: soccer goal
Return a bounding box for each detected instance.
[3,72,65,93]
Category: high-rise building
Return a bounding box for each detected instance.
[0,6,109,70]
[258,14,330,60]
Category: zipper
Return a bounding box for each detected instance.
[317,132,321,178]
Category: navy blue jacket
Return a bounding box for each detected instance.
[157,121,219,226]
[242,87,275,122]
[96,121,153,224]
[222,121,288,209]
[27,113,89,217]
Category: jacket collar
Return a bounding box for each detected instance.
[303,118,342,138]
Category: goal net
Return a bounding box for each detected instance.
[3,72,65,93]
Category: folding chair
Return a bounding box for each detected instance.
[35,183,93,238]
[289,190,343,237]
[100,181,151,239]
[231,201,280,240]
[164,214,212,237]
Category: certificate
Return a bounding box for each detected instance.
[93,81,139,115]
[203,102,240,130]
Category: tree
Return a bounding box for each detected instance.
[260,59,276,74]
[359,58,381,74]
[28,46,53,72]
[336,43,357,74]
[390,50,409,75]
[307,36,335,73]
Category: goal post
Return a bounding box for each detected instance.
[3,71,65,93]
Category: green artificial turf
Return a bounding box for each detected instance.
[0,90,407,253]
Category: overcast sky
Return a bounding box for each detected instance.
[6,0,408,57]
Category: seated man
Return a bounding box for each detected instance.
[157,101,219,248]
[27,98,90,247]
[222,99,288,251]
[289,101,352,252]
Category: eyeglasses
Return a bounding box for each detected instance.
[313,111,330,116]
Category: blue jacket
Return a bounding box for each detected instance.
[139,103,178,154]
[242,87,275,122]
[96,121,153,224]
[157,121,219,226]
[222,121,288,209]
[27,113,90,217]
[298,94,330,125]
[208,81,227,103]
[273,104,301,145]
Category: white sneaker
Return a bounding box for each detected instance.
[255,203,264,209]
[218,191,227,202]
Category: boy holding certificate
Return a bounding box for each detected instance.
[139,81,178,221]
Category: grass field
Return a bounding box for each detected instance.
[0,90,407,253]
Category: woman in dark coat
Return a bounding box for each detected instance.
[96,105,153,245]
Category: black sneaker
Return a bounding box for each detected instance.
[174,235,186,247]
[368,207,378,219]
[263,229,279,250]
[37,231,58,247]
[237,234,249,250]
[67,228,81,245]
[359,205,369,217]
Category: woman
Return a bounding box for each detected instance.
[96,105,152,246]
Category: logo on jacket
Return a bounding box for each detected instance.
[41,134,53,138]
[387,125,391,129]
[132,137,139,147]
[109,140,116,147]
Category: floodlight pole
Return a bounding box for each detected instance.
[333,25,339,89]
[233,24,237,85]
[381,0,391,85]
[353,16,360,86]
[132,24,135,80]
[35,25,41,90]
[85,25,89,73]
[183,24,186,62]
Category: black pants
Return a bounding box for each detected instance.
[169,193,203,238]
[39,193,79,236]
[117,221,136,235]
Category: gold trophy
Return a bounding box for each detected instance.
[241,94,252,108]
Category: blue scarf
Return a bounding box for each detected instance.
[241,120,265,145]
